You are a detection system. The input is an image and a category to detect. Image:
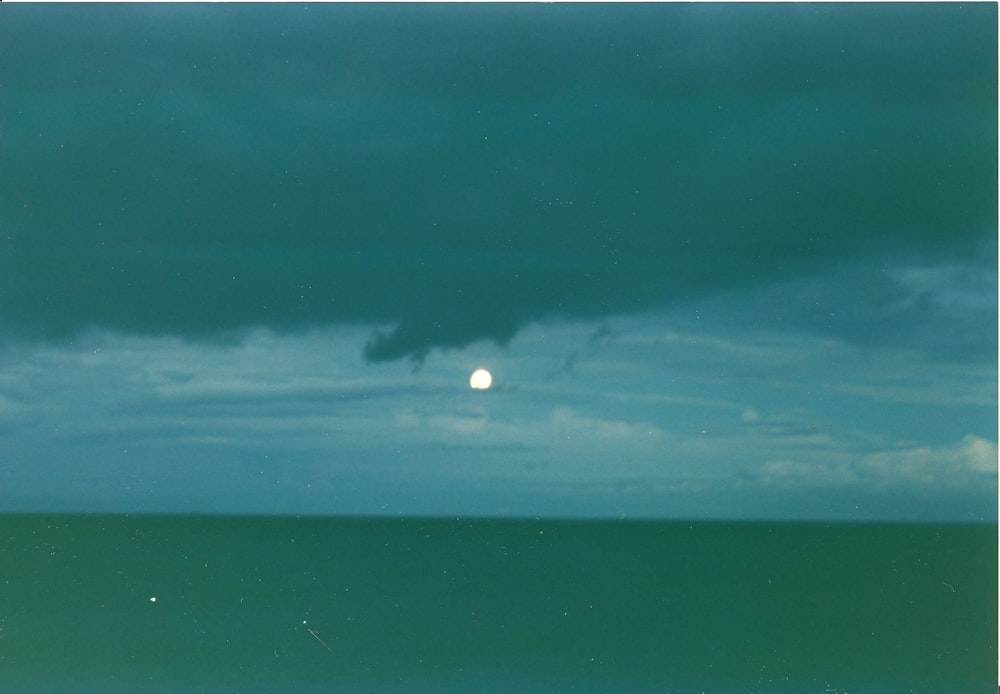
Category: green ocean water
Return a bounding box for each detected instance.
[1,515,995,693]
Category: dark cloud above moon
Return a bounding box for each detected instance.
[1,3,995,362]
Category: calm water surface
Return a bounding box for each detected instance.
[1,515,995,693]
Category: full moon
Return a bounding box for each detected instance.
[469,368,493,390]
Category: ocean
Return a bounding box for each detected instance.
[1,515,994,693]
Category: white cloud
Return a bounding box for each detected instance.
[860,434,998,487]
[753,434,998,495]
[758,457,861,489]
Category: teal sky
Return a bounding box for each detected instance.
[1,3,996,521]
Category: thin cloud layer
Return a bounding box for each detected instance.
[2,316,993,520]
[1,4,995,363]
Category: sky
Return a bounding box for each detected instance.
[0,3,996,521]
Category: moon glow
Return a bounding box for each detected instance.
[469,368,493,390]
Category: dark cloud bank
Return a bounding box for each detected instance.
[1,4,995,363]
